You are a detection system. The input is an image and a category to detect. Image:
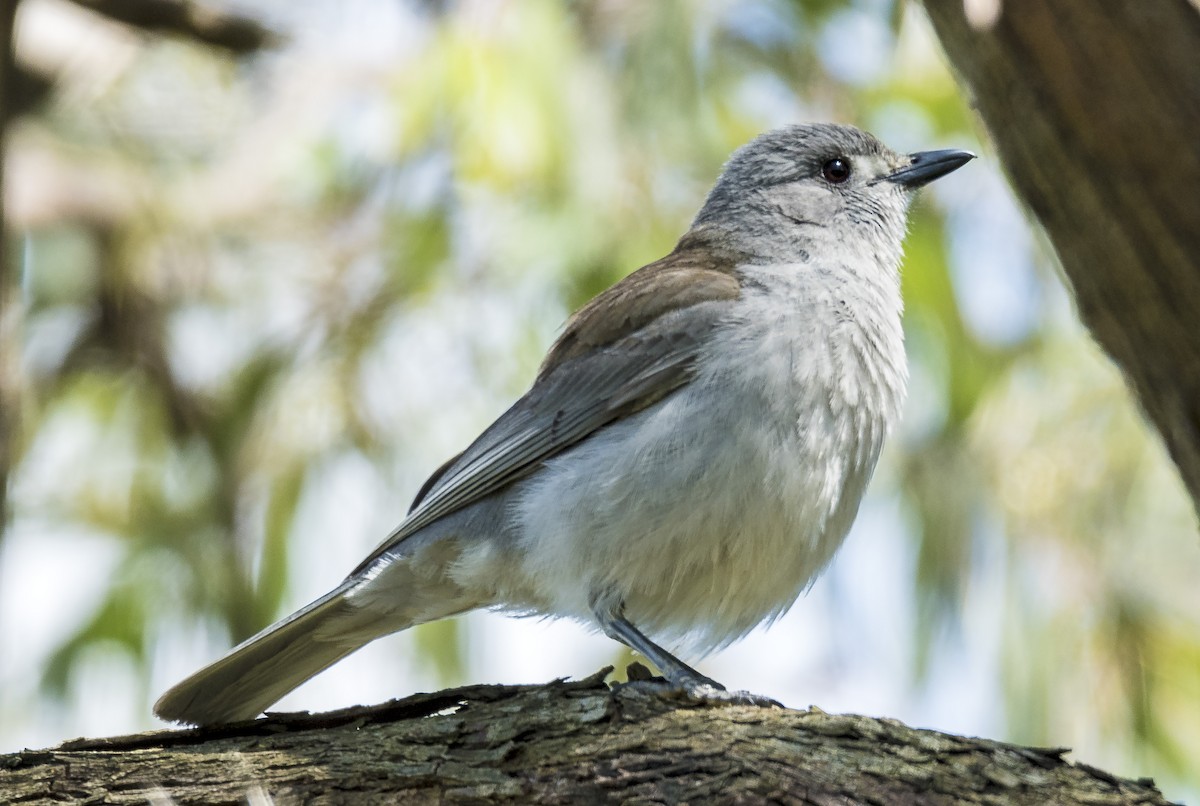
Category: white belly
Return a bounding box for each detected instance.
[494,265,906,652]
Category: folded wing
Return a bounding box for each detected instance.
[352,240,743,574]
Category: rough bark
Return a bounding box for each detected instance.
[918,0,1200,509]
[0,670,1175,805]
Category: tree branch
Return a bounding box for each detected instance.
[67,0,280,53]
[0,670,1175,804]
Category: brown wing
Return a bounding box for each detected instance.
[364,233,742,574]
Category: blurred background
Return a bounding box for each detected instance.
[2,0,1198,800]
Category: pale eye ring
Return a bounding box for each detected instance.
[822,157,852,184]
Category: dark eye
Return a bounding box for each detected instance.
[822,157,852,184]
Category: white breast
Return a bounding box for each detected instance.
[497,261,907,653]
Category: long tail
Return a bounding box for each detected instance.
[154,580,384,726]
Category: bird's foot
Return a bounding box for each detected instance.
[676,680,782,708]
[616,662,781,708]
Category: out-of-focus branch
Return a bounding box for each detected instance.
[4,63,51,122]
[0,0,18,541]
[68,0,280,53]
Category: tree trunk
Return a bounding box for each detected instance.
[0,670,1175,804]
[918,0,1200,509]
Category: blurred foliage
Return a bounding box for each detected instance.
[2,0,1198,797]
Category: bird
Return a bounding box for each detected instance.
[154,123,974,726]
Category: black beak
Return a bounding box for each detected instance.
[886,149,976,188]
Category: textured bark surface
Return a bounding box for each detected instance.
[0,670,1176,805]
[919,0,1200,508]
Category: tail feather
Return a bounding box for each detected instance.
[155,581,382,726]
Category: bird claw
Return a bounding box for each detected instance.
[613,666,781,708]
[678,682,782,708]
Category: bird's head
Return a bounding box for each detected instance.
[692,123,974,263]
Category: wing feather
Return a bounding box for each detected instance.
[354,235,743,574]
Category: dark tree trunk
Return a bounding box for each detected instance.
[918,0,1200,510]
[0,672,1175,804]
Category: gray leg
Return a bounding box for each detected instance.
[592,597,780,707]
